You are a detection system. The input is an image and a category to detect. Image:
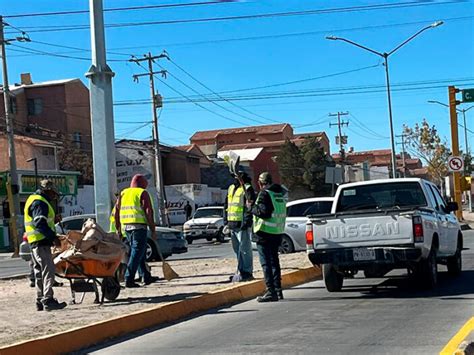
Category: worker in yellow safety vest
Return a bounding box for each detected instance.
[224,170,256,282]
[248,172,287,303]
[114,174,158,288]
[24,179,67,311]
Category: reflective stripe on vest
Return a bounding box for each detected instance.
[119,187,147,225]
[227,184,250,222]
[23,194,56,244]
[109,206,126,236]
[253,190,287,235]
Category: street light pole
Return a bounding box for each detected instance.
[383,54,398,178]
[326,21,443,179]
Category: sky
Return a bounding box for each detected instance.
[2,0,474,156]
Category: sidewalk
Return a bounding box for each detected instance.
[463,210,474,230]
[0,252,14,260]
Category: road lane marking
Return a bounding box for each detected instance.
[440,317,474,355]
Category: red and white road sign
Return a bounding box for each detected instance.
[448,156,464,172]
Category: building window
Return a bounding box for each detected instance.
[27,98,43,116]
[9,97,17,114]
[42,147,54,156]
[73,132,82,149]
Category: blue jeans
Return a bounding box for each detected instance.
[230,228,253,278]
[257,235,282,293]
[125,229,150,284]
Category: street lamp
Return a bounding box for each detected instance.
[26,157,38,191]
[327,21,444,178]
[428,100,474,154]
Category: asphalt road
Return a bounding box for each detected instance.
[86,231,474,355]
[0,238,235,279]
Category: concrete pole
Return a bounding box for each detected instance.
[0,16,23,253]
[85,0,117,229]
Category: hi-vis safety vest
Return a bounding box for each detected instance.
[227,183,251,222]
[24,194,56,244]
[253,190,287,235]
[119,187,147,225]
[110,206,126,237]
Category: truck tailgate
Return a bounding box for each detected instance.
[312,213,414,249]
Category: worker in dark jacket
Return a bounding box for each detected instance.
[224,171,256,282]
[249,172,287,302]
[24,179,67,311]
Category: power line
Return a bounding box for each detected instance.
[349,112,389,139]
[4,1,464,34]
[168,58,280,123]
[132,60,251,126]
[162,64,270,125]
[3,1,237,19]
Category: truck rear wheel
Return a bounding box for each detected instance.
[418,248,438,289]
[323,264,344,292]
[447,236,462,276]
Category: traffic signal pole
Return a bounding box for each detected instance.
[449,86,463,220]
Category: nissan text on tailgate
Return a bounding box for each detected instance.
[305,178,462,292]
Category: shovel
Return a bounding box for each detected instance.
[154,236,179,281]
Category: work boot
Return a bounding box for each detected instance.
[30,280,35,288]
[36,301,43,311]
[144,276,160,285]
[125,281,141,288]
[44,299,67,311]
[276,288,284,300]
[257,290,278,303]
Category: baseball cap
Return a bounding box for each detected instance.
[258,172,272,184]
[39,179,59,195]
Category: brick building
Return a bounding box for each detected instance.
[0,74,92,151]
[0,134,59,171]
[332,149,427,178]
[189,123,330,182]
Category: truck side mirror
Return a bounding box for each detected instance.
[446,202,459,213]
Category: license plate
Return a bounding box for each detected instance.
[353,248,376,261]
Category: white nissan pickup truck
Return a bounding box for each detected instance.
[306,178,463,292]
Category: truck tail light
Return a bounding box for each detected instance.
[413,216,424,243]
[305,223,314,249]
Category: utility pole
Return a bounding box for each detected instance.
[85,0,117,229]
[329,111,349,168]
[1,16,24,255]
[329,111,349,183]
[130,52,168,226]
[396,134,407,177]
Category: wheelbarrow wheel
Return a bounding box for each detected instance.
[102,277,121,301]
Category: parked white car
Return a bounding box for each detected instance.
[183,207,225,244]
[282,197,334,253]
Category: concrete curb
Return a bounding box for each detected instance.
[0,265,322,355]
[0,273,29,281]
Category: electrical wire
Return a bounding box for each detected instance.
[168,58,280,123]
[132,60,250,126]
[4,1,464,34]
[163,66,270,125]
[349,113,389,139]
[3,1,238,18]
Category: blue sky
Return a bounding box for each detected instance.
[3,0,474,155]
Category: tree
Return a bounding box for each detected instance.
[277,137,333,196]
[301,137,333,194]
[276,139,304,190]
[58,146,94,185]
[403,119,450,185]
